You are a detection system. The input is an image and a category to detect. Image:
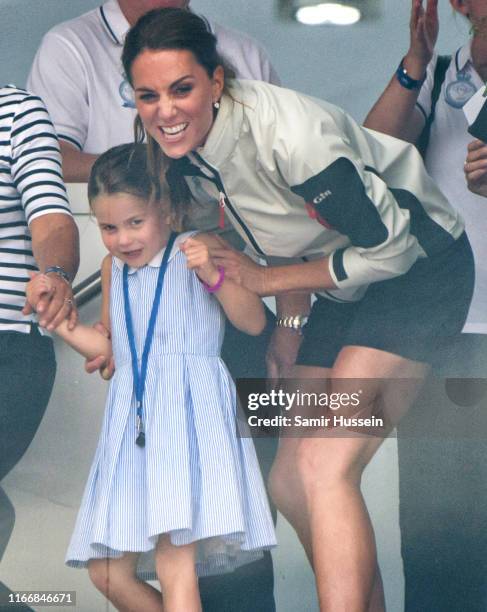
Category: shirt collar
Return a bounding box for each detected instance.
[194,82,245,166]
[113,231,194,273]
[99,3,208,46]
[100,0,130,46]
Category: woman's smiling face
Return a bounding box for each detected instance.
[132,48,224,159]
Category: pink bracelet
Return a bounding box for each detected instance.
[201,266,225,293]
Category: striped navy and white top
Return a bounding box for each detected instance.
[0,85,71,333]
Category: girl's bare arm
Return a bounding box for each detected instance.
[48,255,112,360]
[182,234,266,336]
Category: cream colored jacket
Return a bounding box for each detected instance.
[176,80,464,302]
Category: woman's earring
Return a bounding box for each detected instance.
[213,100,220,110]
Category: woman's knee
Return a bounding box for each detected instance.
[294,437,364,492]
[267,445,306,513]
[268,460,290,510]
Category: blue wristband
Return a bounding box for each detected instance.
[396,58,425,90]
[44,265,71,284]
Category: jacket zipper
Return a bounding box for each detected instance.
[192,152,266,256]
[218,191,226,230]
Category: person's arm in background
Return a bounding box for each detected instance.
[13,93,80,329]
[27,30,97,182]
[60,141,98,183]
[363,0,438,142]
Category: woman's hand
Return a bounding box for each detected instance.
[266,327,303,382]
[207,236,268,296]
[465,139,487,198]
[406,0,439,73]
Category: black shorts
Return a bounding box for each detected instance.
[296,233,474,368]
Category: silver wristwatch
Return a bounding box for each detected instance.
[276,314,309,334]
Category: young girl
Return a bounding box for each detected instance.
[26,143,276,612]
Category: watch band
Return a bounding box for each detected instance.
[276,314,309,333]
[44,265,71,284]
[396,57,425,90]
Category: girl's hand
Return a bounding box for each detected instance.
[208,236,268,296]
[181,236,221,286]
[23,271,77,331]
[465,139,487,198]
[23,272,54,314]
[406,0,439,72]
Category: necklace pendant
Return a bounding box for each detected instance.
[136,414,145,447]
[136,431,146,447]
[445,69,476,108]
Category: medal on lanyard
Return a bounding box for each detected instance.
[123,231,178,447]
[445,67,477,109]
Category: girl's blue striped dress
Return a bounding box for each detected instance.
[66,232,276,577]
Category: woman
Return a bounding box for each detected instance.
[121,8,473,611]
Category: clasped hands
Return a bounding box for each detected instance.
[23,271,77,331]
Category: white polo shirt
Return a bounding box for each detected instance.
[27,0,280,155]
[416,43,487,333]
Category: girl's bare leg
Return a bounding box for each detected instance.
[88,553,163,611]
[155,535,201,612]
[269,349,427,612]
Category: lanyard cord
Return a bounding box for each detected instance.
[122,231,178,447]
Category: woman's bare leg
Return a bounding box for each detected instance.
[270,349,427,612]
[88,553,163,611]
[269,435,314,564]
[155,535,201,612]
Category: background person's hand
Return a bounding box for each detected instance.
[408,0,439,68]
[465,139,487,198]
[84,321,114,379]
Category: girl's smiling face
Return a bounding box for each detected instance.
[92,192,170,267]
[132,48,224,159]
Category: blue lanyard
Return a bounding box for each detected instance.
[122,231,178,447]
